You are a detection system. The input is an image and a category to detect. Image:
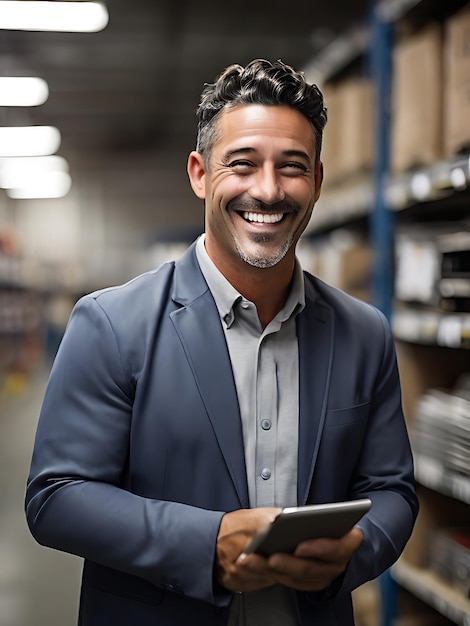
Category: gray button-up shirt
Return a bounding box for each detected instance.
[196,235,305,625]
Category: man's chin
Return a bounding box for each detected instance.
[236,244,290,269]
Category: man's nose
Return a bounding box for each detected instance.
[249,166,285,205]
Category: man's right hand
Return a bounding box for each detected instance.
[216,507,281,593]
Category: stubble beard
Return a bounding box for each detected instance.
[226,197,302,269]
[234,232,293,269]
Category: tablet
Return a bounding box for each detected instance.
[243,499,371,557]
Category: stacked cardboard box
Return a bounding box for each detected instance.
[391,23,444,173]
[443,5,470,157]
[390,3,470,172]
[321,78,374,184]
[302,231,372,302]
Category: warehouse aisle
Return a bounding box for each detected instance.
[0,364,81,626]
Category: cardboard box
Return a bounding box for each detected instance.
[321,78,374,183]
[335,77,375,179]
[313,231,372,301]
[443,5,470,157]
[391,23,443,173]
[320,83,341,183]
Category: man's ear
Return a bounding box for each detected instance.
[187,151,206,200]
[314,160,323,203]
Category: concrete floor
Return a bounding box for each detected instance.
[0,364,82,626]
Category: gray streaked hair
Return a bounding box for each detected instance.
[195,59,327,167]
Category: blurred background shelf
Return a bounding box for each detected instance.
[414,455,470,505]
[392,310,470,348]
[392,561,470,625]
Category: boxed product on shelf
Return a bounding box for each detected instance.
[302,230,372,301]
[429,528,470,596]
[395,233,440,306]
[321,77,374,184]
[395,226,470,312]
[335,77,374,180]
[391,22,443,173]
[439,230,470,312]
[443,3,470,158]
[412,375,470,478]
[321,83,341,184]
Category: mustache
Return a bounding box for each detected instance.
[228,197,300,214]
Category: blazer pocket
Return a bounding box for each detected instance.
[314,402,372,489]
[324,401,371,428]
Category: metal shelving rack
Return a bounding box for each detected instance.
[303,0,470,623]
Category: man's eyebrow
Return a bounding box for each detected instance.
[222,147,255,161]
[222,148,313,164]
[283,149,313,164]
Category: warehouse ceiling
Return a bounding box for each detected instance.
[0,0,372,241]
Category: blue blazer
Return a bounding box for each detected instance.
[26,241,418,625]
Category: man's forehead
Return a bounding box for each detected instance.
[214,104,316,152]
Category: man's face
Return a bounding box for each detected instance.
[188,104,323,271]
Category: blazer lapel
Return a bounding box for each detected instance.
[297,282,335,505]
[170,244,335,509]
[170,244,249,508]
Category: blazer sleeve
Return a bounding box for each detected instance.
[332,309,418,598]
[25,295,229,607]
[301,306,418,611]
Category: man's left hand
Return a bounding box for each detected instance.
[238,526,363,592]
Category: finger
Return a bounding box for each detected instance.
[294,537,346,562]
[294,527,363,561]
[266,553,344,591]
[221,554,278,592]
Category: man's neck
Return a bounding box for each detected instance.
[213,255,295,329]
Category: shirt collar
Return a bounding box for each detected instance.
[195,234,305,329]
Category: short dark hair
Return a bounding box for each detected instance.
[195,59,327,166]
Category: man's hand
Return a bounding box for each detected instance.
[266,526,364,591]
[216,507,281,592]
[216,508,363,594]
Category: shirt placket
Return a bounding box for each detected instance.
[255,333,277,508]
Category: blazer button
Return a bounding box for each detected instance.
[215,607,227,615]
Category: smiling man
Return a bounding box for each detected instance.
[188,98,323,330]
[26,60,418,626]
[189,103,322,270]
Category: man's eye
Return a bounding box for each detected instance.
[283,162,307,171]
[228,160,253,170]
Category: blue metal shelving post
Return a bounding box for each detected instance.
[370,3,394,323]
[370,5,397,626]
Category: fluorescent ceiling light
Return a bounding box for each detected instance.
[0,126,61,157]
[0,77,49,106]
[6,170,72,199]
[0,155,69,188]
[0,1,109,33]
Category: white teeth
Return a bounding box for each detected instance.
[242,212,284,224]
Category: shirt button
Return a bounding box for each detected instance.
[261,468,271,480]
[241,301,250,309]
[261,419,272,430]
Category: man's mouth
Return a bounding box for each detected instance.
[242,211,284,224]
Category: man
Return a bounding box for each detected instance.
[26,59,418,625]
